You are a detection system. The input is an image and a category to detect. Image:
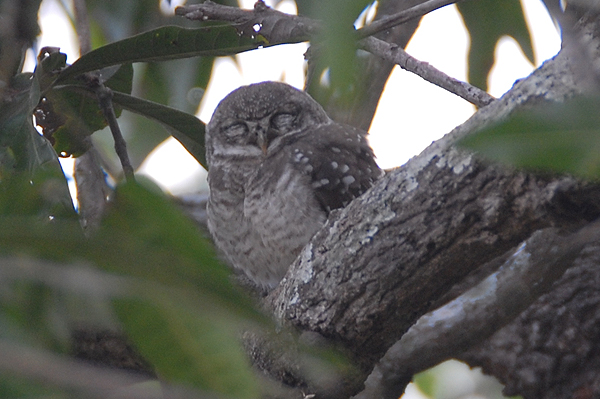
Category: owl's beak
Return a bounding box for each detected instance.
[256,130,269,155]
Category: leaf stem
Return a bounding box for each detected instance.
[94,83,135,182]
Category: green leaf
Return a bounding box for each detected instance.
[0,73,54,173]
[110,91,207,169]
[115,294,259,398]
[457,0,534,91]
[306,1,373,110]
[0,71,75,217]
[0,181,265,396]
[458,96,600,179]
[58,25,266,82]
[44,63,134,157]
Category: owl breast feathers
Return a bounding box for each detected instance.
[205,81,382,290]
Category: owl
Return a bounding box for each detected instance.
[205,82,382,290]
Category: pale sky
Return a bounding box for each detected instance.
[140,0,561,193]
[33,0,561,195]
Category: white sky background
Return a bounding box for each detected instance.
[32,0,561,195]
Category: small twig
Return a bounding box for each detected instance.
[360,36,495,107]
[356,0,464,39]
[95,83,135,182]
[352,220,600,399]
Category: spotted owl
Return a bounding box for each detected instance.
[205,81,382,290]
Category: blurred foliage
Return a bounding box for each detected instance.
[457,0,535,92]
[304,0,534,123]
[302,0,374,108]
[459,96,600,179]
[0,178,264,397]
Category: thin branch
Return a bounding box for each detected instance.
[353,220,600,399]
[356,0,464,39]
[175,0,493,108]
[360,36,495,107]
[94,83,135,182]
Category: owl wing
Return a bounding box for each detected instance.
[288,123,383,214]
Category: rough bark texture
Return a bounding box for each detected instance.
[263,19,600,399]
[460,244,600,399]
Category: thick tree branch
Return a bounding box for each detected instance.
[175,1,318,44]
[354,221,600,399]
[266,47,595,375]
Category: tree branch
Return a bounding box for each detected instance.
[359,36,495,107]
[354,221,600,399]
[94,82,135,182]
[175,1,318,44]
[356,0,464,39]
[174,0,489,107]
[73,0,91,55]
[266,47,594,373]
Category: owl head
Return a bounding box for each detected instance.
[205,82,331,166]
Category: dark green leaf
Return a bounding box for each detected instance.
[457,0,534,91]
[58,25,266,82]
[35,50,68,93]
[459,96,600,179]
[0,72,74,217]
[0,73,54,173]
[0,182,259,320]
[110,91,207,169]
[45,63,134,157]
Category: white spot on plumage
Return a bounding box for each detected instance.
[342,175,355,186]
